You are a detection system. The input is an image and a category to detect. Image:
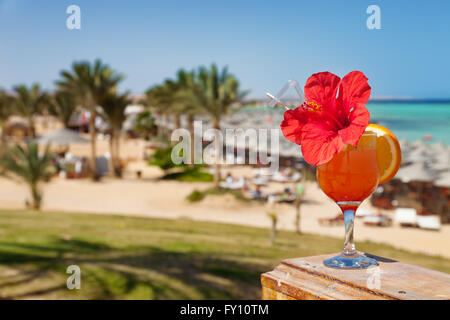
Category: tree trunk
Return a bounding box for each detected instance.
[295,198,302,234]
[156,112,163,139]
[0,121,6,156]
[213,119,221,188]
[155,112,161,138]
[109,130,115,177]
[174,115,181,130]
[30,184,42,210]
[161,114,168,138]
[63,118,70,129]
[270,216,277,246]
[187,114,195,168]
[28,117,36,139]
[170,115,181,147]
[114,128,122,177]
[89,109,98,180]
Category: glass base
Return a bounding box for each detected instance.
[323,252,378,269]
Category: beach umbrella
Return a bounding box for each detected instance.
[403,145,435,163]
[395,162,436,183]
[430,142,448,153]
[435,171,450,188]
[399,139,412,151]
[432,151,450,171]
[411,140,427,149]
[35,128,89,146]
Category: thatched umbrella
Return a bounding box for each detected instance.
[396,162,436,183]
[396,162,438,210]
[435,171,450,188]
[430,142,448,154]
[432,151,450,171]
[399,139,412,152]
[411,140,427,149]
[403,145,435,163]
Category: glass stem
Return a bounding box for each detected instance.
[343,209,356,255]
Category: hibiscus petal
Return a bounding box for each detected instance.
[338,103,370,145]
[280,108,308,145]
[300,122,345,165]
[338,71,371,111]
[304,72,341,108]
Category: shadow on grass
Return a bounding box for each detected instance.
[161,169,213,182]
[0,238,263,299]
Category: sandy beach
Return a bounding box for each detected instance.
[1,154,449,259]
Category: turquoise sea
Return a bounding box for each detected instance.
[242,103,450,145]
[367,103,450,145]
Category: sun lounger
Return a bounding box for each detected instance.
[271,171,302,182]
[252,176,269,185]
[253,168,276,177]
[278,194,296,203]
[417,216,441,231]
[271,171,287,182]
[290,172,302,182]
[219,177,246,190]
[249,191,263,200]
[363,215,392,227]
[318,214,344,226]
[356,208,372,218]
[394,208,418,227]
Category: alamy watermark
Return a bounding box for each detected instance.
[366,5,381,30]
[366,266,382,290]
[171,121,281,170]
[66,265,81,290]
[66,5,81,30]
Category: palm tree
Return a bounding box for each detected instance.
[145,86,168,139]
[0,142,54,210]
[48,91,78,128]
[99,92,130,177]
[188,64,248,186]
[12,83,48,138]
[147,70,203,164]
[145,77,181,138]
[0,90,13,146]
[146,70,197,125]
[56,59,124,179]
[134,111,155,140]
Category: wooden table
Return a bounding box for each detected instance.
[261,253,450,300]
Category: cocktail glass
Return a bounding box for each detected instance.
[317,131,379,269]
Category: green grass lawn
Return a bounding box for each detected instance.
[0,209,448,299]
[162,168,213,182]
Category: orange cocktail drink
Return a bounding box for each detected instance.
[317,131,380,269]
[317,133,379,203]
[273,70,402,269]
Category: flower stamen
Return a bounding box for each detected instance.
[301,101,323,113]
[301,101,345,129]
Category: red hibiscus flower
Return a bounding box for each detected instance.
[280,71,371,165]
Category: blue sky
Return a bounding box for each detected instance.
[1,0,449,99]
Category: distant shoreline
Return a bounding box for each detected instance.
[245,98,450,104]
[368,99,450,104]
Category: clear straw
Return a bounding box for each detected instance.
[266,93,289,110]
[267,79,304,110]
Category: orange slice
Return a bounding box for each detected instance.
[365,124,402,184]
